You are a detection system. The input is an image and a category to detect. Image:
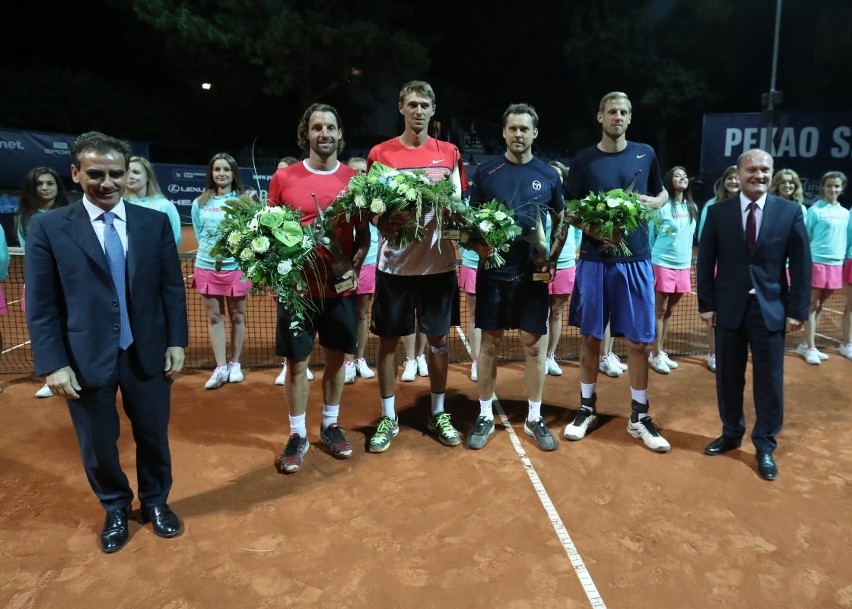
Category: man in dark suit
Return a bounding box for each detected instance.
[24,131,189,552]
[697,148,810,481]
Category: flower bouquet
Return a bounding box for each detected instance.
[565,188,655,256]
[458,199,523,269]
[328,161,458,248]
[209,193,318,331]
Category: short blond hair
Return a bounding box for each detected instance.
[398,80,436,106]
[598,91,631,113]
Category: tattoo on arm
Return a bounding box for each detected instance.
[548,213,567,263]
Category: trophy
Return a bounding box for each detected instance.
[311,195,356,294]
[524,211,551,282]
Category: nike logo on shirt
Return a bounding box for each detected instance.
[636,154,646,159]
[432,159,444,164]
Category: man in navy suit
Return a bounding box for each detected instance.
[24,131,188,552]
[697,148,810,481]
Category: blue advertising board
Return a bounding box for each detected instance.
[700,112,851,205]
[0,128,149,188]
[152,163,278,223]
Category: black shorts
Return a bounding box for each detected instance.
[475,274,549,335]
[371,270,460,338]
[275,296,357,360]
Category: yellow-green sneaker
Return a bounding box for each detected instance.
[368,416,399,453]
[427,412,461,447]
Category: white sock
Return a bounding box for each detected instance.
[289,413,307,438]
[479,398,494,419]
[322,404,340,429]
[430,392,445,416]
[381,395,396,419]
[527,400,542,422]
[580,383,596,401]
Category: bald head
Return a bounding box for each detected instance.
[737,149,774,201]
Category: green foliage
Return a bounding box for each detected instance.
[124,0,429,107]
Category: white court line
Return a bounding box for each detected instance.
[2,339,32,355]
[455,323,606,608]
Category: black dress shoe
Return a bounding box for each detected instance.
[756,451,778,481]
[140,504,183,538]
[99,505,132,553]
[704,435,742,456]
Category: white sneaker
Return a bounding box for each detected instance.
[227,362,244,383]
[627,417,671,452]
[545,354,563,376]
[470,361,478,382]
[804,347,822,365]
[416,354,429,377]
[660,351,678,369]
[355,358,375,378]
[707,353,717,373]
[599,354,623,378]
[205,365,229,389]
[795,343,829,361]
[840,343,852,360]
[306,367,315,381]
[344,360,356,384]
[564,407,598,440]
[648,352,671,374]
[274,363,287,385]
[35,384,53,398]
[401,358,417,382]
[607,352,628,371]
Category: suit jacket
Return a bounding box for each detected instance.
[697,193,810,331]
[24,200,188,387]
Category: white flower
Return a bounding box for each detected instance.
[248,216,259,231]
[355,194,367,208]
[606,197,620,208]
[370,198,386,214]
[240,248,254,261]
[478,219,494,233]
[493,211,507,221]
[251,236,270,253]
[227,231,243,248]
[277,260,293,275]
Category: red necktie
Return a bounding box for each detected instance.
[745,202,757,254]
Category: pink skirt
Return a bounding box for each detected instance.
[549,266,576,295]
[0,284,7,315]
[192,268,252,297]
[811,263,843,290]
[357,263,377,295]
[457,265,477,294]
[653,264,691,293]
[844,259,852,285]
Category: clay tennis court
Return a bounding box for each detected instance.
[2,230,850,608]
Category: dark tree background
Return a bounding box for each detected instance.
[2,0,850,175]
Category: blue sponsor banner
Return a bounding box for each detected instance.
[153,163,277,223]
[699,112,852,205]
[0,128,149,188]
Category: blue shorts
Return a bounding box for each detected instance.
[475,275,549,335]
[275,296,357,360]
[371,270,460,337]
[568,259,655,344]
